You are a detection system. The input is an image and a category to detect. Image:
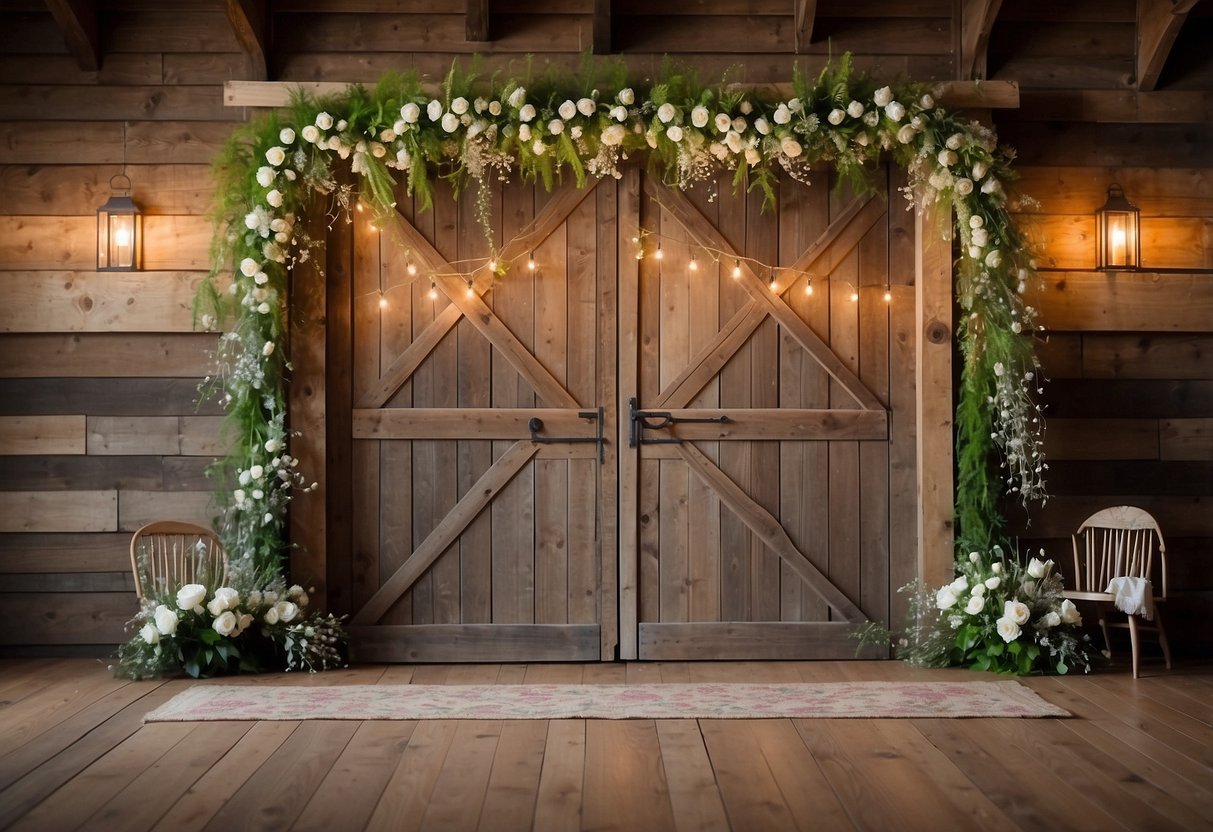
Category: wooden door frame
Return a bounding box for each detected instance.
[291,168,953,655]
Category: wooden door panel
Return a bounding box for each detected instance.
[347,179,615,662]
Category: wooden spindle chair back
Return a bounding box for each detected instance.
[129,520,229,602]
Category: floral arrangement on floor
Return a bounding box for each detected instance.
[885,547,1094,675]
[114,578,347,679]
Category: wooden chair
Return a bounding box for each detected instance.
[1066,506,1171,678]
[129,521,228,602]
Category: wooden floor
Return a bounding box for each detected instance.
[0,658,1210,831]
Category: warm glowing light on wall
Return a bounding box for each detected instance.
[96,173,142,271]
[688,254,698,272]
[883,284,892,302]
[731,259,742,280]
[849,287,859,302]
[804,277,814,296]
[1095,183,1140,271]
[428,281,438,300]
[527,251,537,270]
[407,261,418,276]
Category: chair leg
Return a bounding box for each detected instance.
[1154,606,1173,671]
[1127,613,1141,679]
[1098,614,1112,656]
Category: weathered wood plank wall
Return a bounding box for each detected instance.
[0,0,1208,654]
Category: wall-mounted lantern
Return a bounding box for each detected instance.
[96,173,142,271]
[1095,183,1139,271]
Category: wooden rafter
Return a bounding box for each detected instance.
[223,0,269,82]
[959,0,1003,81]
[592,0,611,54]
[1137,0,1199,91]
[44,0,99,72]
[467,0,489,42]
[794,0,817,53]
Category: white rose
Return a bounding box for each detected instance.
[265,438,281,453]
[964,595,985,615]
[450,96,469,115]
[140,623,160,645]
[153,604,178,635]
[950,576,969,593]
[336,119,347,131]
[709,141,727,160]
[532,139,546,155]
[744,147,761,166]
[954,178,974,196]
[724,131,744,153]
[257,302,270,314]
[239,258,259,277]
[738,99,753,115]
[548,119,564,135]
[984,249,1003,268]
[278,127,296,145]
[985,576,1001,590]
[981,177,1002,195]
[773,104,792,125]
[946,133,964,150]
[996,617,1021,643]
[604,104,623,122]
[827,109,845,126]
[971,228,988,247]
[508,86,527,108]
[971,584,986,597]
[519,104,536,122]
[1004,600,1030,625]
[754,116,770,135]
[1027,557,1051,579]
[206,595,227,616]
[732,116,747,133]
[263,605,280,625]
[1039,611,1062,629]
[897,124,916,144]
[618,87,634,105]
[214,586,241,611]
[874,86,894,107]
[936,587,959,610]
[601,124,626,145]
[264,146,286,167]
[781,137,802,158]
[176,583,206,611]
[301,125,319,143]
[401,102,421,123]
[787,97,802,113]
[255,166,275,187]
[714,113,732,133]
[971,160,989,180]
[993,362,1005,377]
[315,111,334,130]
[577,97,596,117]
[666,125,683,142]
[441,112,459,133]
[556,100,575,121]
[266,189,284,208]
[426,99,442,121]
[276,601,300,623]
[991,562,1003,574]
[518,123,532,141]
[920,93,935,109]
[213,610,238,636]
[846,100,864,118]
[938,149,959,167]
[488,100,502,116]
[691,106,709,128]
[657,102,676,124]
[884,102,906,122]
[645,131,657,148]
[969,215,984,229]
[1060,599,1082,625]
[261,340,275,357]
[371,142,386,158]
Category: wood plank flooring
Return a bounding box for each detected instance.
[0,658,1210,831]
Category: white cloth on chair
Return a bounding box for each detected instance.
[1106,576,1155,621]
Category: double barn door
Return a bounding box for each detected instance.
[343,167,916,662]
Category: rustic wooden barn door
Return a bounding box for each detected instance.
[617,168,915,660]
[346,178,619,662]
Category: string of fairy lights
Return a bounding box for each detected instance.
[356,211,894,310]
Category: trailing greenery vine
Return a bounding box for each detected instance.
[197,55,1047,584]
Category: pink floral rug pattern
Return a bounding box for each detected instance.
[144,681,1068,721]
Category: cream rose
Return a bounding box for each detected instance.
[577,97,596,117]
[714,113,732,133]
[691,106,709,128]
[666,125,684,142]
[264,146,286,167]
[827,109,845,126]
[450,96,469,115]
[400,102,421,123]
[936,586,959,610]
[315,111,334,130]
[996,617,1021,643]
[212,610,238,636]
[507,86,526,108]
[441,112,459,133]
[846,100,864,118]
[519,104,536,123]
[140,623,160,645]
[263,605,280,625]
[617,87,634,105]
[1004,600,1030,625]
[601,124,626,146]
[153,604,178,635]
[657,102,676,124]
[276,601,300,623]
[773,104,792,125]
[1027,557,1052,579]
[426,99,442,121]
[781,137,802,158]
[964,596,985,615]
[1059,599,1082,625]
[176,583,206,611]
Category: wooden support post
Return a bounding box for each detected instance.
[467,0,490,42]
[794,0,817,53]
[915,202,955,587]
[592,0,612,54]
[1136,0,1199,91]
[223,0,269,82]
[959,0,1003,81]
[44,0,99,72]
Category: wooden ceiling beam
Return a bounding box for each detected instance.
[223,0,268,82]
[592,0,611,54]
[44,0,99,72]
[958,0,1003,81]
[1136,0,1198,91]
[467,0,489,42]
[794,0,817,53]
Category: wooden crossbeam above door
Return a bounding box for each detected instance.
[223,0,269,82]
[1137,0,1199,91]
[351,439,539,626]
[44,0,99,72]
[648,180,886,412]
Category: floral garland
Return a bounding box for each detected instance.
[198,56,1047,599]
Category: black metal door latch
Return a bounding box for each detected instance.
[528,407,606,463]
[627,397,730,447]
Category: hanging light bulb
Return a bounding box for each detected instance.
[527,251,536,271]
[488,257,498,271]
[356,202,364,213]
[689,254,699,272]
[407,261,418,276]
[428,281,438,301]
[731,259,742,280]
[465,279,475,298]
[378,293,388,309]
[769,268,778,292]
[883,284,892,303]
[654,243,664,261]
[849,287,859,302]
[804,277,814,296]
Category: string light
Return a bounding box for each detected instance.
[407,261,417,276]
[849,286,859,303]
[689,254,698,272]
[428,281,438,301]
[654,243,664,261]
[355,203,364,213]
[465,279,475,298]
[804,277,814,296]
[883,284,892,303]
[378,294,388,309]
[732,259,742,280]
[527,251,536,271]
[769,268,778,292]
[488,258,498,271]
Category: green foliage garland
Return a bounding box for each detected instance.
[198,56,1047,586]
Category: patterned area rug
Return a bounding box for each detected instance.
[144,681,1068,721]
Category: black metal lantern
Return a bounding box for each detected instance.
[96,173,142,271]
[1095,183,1139,271]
